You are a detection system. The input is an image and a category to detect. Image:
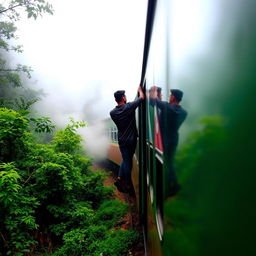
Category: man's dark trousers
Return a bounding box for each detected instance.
[119,140,136,186]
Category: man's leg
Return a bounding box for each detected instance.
[114,144,131,193]
[123,143,137,197]
[164,145,181,198]
[115,143,136,196]
[119,144,133,185]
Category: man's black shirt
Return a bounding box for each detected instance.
[110,98,143,145]
[155,98,187,147]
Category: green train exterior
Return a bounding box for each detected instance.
[136,0,256,255]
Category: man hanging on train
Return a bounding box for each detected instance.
[110,87,145,197]
[150,86,187,197]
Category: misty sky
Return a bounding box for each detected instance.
[15,0,148,125]
[11,0,220,158]
[14,0,219,126]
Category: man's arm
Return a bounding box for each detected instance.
[138,86,145,100]
[126,86,145,111]
[149,86,157,99]
[148,86,166,110]
[155,98,166,110]
[148,86,157,106]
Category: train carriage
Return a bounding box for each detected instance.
[108,0,256,255]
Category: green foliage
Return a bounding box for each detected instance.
[0,108,29,161]
[15,97,39,111]
[72,153,92,175]
[35,162,73,200]
[48,202,94,236]
[93,230,141,256]
[52,226,107,256]
[0,108,54,163]
[53,228,140,256]
[0,21,17,41]
[0,0,53,109]
[175,115,226,186]
[0,163,21,207]
[163,115,227,256]
[29,116,55,133]
[0,109,137,256]
[0,82,44,111]
[0,163,39,255]
[52,118,86,154]
[0,1,53,34]
[81,171,113,205]
[94,199,128,228]
[33,153,86,201]
[2,3,139,256]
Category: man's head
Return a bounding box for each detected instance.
[170,89,183,104]
[157,87,162,100]
[114,90,126,104]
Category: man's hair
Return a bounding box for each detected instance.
[114,90,125,103]
[170,89,183,102]
[157,87,162,94]
[157,87,162,98]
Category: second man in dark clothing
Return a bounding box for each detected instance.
[150,86,187,197]
[110,87,144,196]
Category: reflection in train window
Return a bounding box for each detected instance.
[146,142,154,204]
[155,153,164,241]
[146,142,149,186]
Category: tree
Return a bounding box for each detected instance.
[0,0,53,108]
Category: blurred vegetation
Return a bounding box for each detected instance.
[162,1,256,255]
[163,115,227,256]
[164,105,256,256]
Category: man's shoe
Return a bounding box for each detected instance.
[126,185,136,198]
[114,179,127,193]
[128,188,136,198]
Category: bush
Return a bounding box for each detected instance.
[0,108,29,162]
[94,199,128,228]
[53,226,141,256]
[52,119,85,154]
[0,110,137,256]
[94,230,141,256]
[0,163,39,255]
[52,226,107,256]
[48,201,94,236]
[81,171,113,206]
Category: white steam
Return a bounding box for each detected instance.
[79,121,109,160]
[10,0,147,159]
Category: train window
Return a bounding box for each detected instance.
[146,142,154,204]
[114,128,117,142]
[155,153,164,241]
[146,142,149,186]
[109,127,118,143]
[115,128,118,142]
[150,145,154,204]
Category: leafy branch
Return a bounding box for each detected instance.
[0,64,33,78]
[0,0,54,19]
[0,3,23,15]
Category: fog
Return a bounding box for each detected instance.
[11,0,239,159]
[12,0,148,159]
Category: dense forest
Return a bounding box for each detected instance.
[0,1,140,255]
